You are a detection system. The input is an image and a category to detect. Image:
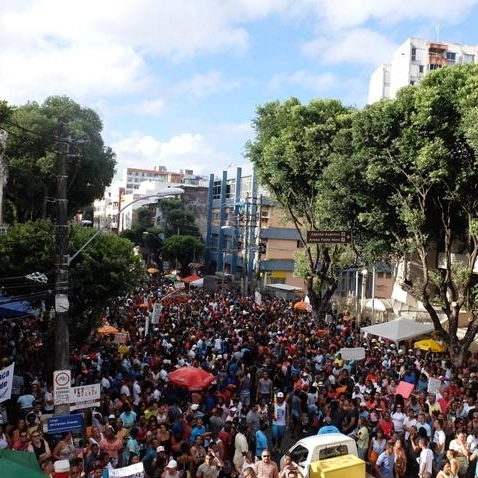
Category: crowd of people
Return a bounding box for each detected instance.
[1,280,478,478]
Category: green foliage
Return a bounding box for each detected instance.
[135,207,154,230]
[158,198,201,238]
[246,97,357,312]
[0,220,54,281]
[68,225,144,339]
[3,96,116,223]
[162,235,204,271]
[0,220,143,344]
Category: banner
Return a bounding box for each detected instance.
[109,462,144,478]
[0,362,14,403]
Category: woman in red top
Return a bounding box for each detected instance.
[377,411,394,440]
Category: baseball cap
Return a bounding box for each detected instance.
[156,446,165,453]
[277,392,284,398]
[191,404,199,411]
[108,414,115,419]
[167,460,178,468]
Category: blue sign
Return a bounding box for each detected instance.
[48,414,83,433]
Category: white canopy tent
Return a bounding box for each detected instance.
[361,317,434,342]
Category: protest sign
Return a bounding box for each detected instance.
[0,362,14,403]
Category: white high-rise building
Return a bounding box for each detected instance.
[368,37,478,104]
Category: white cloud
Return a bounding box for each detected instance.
[111,131,232,176]
[176,71,246,98]
[316,0,478,32]
[302,28,397,66]
[269,70,336,91]
[131,98,166,116]
[0,40,151,104]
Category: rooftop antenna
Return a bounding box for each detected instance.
[435,24,440,42]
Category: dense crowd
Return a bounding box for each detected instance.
[1,281,478,478]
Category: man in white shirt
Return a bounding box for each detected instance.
[418,438,433,478]
[432,419,446,466]
[403,408,417,440]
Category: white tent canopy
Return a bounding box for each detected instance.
[361,317,434,342]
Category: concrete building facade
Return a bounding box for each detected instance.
[368,37,478,103]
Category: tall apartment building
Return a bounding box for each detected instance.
[368,37,478,103]
[123,166,208,194]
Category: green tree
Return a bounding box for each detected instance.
[135,206,154,230]
[246,98,356,316]
[158,198,201,238]
[68,224,144,339]
[0,220,143,343]
[2,96,116,222]
[347,64,478,365]
[162,235,204,273]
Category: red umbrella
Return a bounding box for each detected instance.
[168,367,216,391]
[182,274,201,284]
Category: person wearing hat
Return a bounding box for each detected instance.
[162,459,180,478]
[271,392,288,453]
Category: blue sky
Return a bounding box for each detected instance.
[1,0,478,178]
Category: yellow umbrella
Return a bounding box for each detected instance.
[414,338,446,353]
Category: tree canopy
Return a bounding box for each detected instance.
[247,65,478,363]
[2,96,116,222]
[246,98,357,314]
[343,64,478,364]
[0,221,143,343]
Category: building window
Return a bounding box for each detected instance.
[411,47,417,61]
[377,272,384,278]
[429,63,441,71]
[463,53,475,64]
[410,80,415,85]
[385,272,392,279]
[419,65,424,73]
[446,51,456,64]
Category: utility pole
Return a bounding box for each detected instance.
[54,121,70,416]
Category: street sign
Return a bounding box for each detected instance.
[48,414,83,434]
[306,230,352,244]
[69,384,101,411]
[53,370,71,405]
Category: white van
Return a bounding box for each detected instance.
[282,433,360,478]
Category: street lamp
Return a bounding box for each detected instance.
[54,187,183,415]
